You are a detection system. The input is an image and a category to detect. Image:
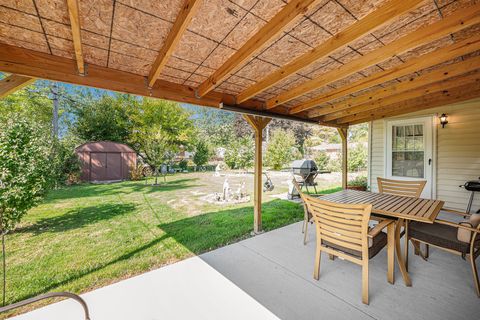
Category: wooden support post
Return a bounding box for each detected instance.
[338,127,348,190]
[244,115,271,234]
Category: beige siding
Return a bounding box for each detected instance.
[369,98,480,212]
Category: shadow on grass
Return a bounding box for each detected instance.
[46,178,201,201]
[13,199,303,304]
[15,202,137,235]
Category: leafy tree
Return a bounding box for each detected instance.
[0,119,53,305]
[269,119,313,156]
[314,151,329,170]
[72,94,138,143]
[193,107,236,146]
[193,140,211,167]
[224,137,254,170]
[266,129,297,170]
[348,143,368,172]
[129,98,195,183]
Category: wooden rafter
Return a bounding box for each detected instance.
[66,0,84,75]
[291,34,480,115]
[147,0,202,88]
[235,0,423,104]
[333,72,480,124]
[0,74,36,98]
[0,42,328,125]
[266,4,480,110]
[310,55,480,119]
[196,0,323,98]
[343,80,480,125]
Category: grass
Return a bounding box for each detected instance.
[4,172,341,316]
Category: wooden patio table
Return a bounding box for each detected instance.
[317,189,444,286]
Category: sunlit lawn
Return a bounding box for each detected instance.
[6,172,340,315]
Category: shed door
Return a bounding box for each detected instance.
[90,152,107,181]
[106,153,122,180]
[385,117,433,199]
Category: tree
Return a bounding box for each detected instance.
[129,98,195,183]
[348,143,368,172]
[224,137,254,170]
[0,119,53,305]
[72,94,138,143]
[314,151,329,170]
[193,106,236,146]
[266,129,297,170]
[193,140,211,167]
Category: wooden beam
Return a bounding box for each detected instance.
[244,115,271,233]
[196,0,322,97]
[266,4,480,110]
[344,80,480,125]
[235,0,423,103]
[324,70,480,122]
[147,0,202,88]
[310,55,480,119]
[293,33,480,115]
[0,74,35,98]
[337,127,348,190]
[66,0,85,75]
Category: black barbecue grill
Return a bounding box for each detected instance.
[460,178,480,214]
[291,159,330,193]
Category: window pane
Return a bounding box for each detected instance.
[414,124,423,136]
[405,125,414,137]
[406,136,415,150]
[414,136,423,150]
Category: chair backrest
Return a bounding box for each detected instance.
[377,177,426,198]
[303,194,372,261]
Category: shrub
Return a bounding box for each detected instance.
[224,137,254,169]
[348,175,368,188]
[130,164,144,181]
[266,129,296,170]
[179,159,188,171]
[326,152,342,172]
[314,151,329,170]
[348,143,368,172]
[193,140,211,166]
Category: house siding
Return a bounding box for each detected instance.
[369,98,480,212]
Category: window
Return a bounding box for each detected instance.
[391,124,424,178]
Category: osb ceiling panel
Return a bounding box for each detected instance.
[0,0,478,118]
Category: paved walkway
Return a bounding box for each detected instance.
[12,221,480,320]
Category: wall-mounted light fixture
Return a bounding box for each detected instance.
[440,113,448,128]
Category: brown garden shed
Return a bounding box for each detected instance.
[75,141,137,182]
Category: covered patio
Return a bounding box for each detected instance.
[1,0,480,318]
[11,219,480,320]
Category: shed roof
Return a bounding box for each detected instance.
[75,141,136,153]
[1,0,479,126]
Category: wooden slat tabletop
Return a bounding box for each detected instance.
[319,190,444,223]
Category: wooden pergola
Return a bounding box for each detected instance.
[1,0,479,233]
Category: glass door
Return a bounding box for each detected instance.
[386,117,433,198]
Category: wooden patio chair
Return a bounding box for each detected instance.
[292,179,312,245]
[377,177,426,198]
[377,177,426,258]
[406,210,480,296]
[302,194,395,305]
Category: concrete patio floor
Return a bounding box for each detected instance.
[11,220,479,320]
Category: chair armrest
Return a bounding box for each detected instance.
[441,207,471,217]
[435,219,479,233]
[368,219,394,238]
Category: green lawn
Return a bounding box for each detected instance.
[5,172,340,314]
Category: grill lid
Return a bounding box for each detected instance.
[291,159,318,171]
[464,179,480,192]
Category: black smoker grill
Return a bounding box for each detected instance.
[460,178,480,214]
[291,159,319,193]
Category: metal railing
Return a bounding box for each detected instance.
[0,292,90,319]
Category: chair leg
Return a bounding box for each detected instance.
[314,241,321,280]
[404,221,409,272]
[387,223,395,284]
[424,244,429,259]
[470,255,480,297]
[328,254,335,260]
[362,262,369,305]
[303,219,309,245]
[414,240,420,256]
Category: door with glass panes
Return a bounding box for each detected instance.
[385,117,433,199]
